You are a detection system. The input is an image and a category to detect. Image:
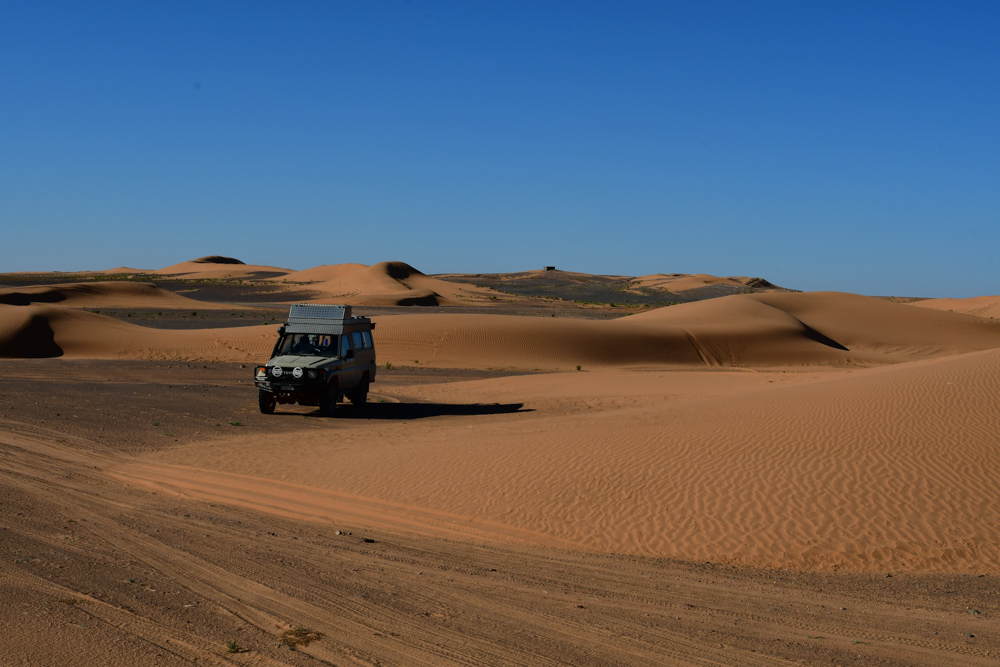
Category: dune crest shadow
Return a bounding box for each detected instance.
[0,291,67,306]
[800,322,849,351]
[0,315,63,358]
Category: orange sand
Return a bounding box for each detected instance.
[4,291,1000,368]
[115,348,1000,572]
[912,296,1000,319]
[151,260,292,279]
[268,263,369,282]
[6,285,1000,572]
[281,261,517,306]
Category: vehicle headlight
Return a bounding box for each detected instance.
[255,367,267,380]
[271,366,283,378]
[292,367,303,379]
[307,370,317,379]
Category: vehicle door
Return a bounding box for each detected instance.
[350,331,372,375]
[339,332,361,390]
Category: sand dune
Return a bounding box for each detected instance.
[115,346,1000,572]
[374,291,1000,370]
[912,295,1000,319]
[0,281,232,310]
[628,291,1000,363]
[152,256,292,279]
[268,263,369,283]
[5,292,1000,369]
[0,306,274,360]
[96,256,291,278]
[296,261,506,306]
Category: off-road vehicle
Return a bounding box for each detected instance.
[254,304,376,415]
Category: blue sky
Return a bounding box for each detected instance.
[2,1,997,296]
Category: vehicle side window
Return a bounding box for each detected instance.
[340,335,351,357]
[351,331,364,350]
[362,331,373,349]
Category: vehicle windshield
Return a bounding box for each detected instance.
[277,333,339,357]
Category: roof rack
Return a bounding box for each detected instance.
[288,304,351,320]
[284,304,372,335]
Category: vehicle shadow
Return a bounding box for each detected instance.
[277,402,531,420]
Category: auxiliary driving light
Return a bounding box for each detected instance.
[292,367,304,379]
[271,366,283,378]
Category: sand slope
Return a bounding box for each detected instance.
[8,400,992,666]
[912,296,1000,319]
[0,281,232,310]
[629,291,1000,362]
[116,346,1000,572]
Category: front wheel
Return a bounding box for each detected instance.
[319,382,338,417]
[349,376,369,408]
[258,389,276,414]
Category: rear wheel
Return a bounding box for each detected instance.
[258,389,276,414]
[349,376,369,408]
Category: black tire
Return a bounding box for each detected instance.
[350,376,369,408]
[319,382,338,417]
[258,389,276,415]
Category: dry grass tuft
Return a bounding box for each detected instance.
[281,626,324,647]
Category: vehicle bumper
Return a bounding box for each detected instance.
[255,379,325,402]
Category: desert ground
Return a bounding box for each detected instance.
[2,257,999,666]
